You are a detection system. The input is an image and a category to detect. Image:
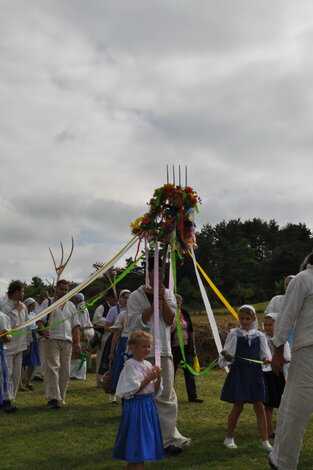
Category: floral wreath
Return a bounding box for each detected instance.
[130,184,201,250]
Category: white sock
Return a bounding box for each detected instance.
[224,437,235,445]
[262,440,273,450]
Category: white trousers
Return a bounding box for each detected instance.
[270,346,313,470]
[4,351,23,401]
[44,339,72,404]
[148,356,190,448]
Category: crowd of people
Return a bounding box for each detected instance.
[1,251,313,470]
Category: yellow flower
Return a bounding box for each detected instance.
[130,216,143,231]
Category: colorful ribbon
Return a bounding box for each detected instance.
[188,251,238,320]
[171,247,217,376]
[0,236,139,337]
[9,252,144,336]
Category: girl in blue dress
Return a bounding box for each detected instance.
[219,304,272,452]
[113,331,163,470]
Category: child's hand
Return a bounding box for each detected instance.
[263,357,271,364]
[221,349,233,361]
[153,365,162,379]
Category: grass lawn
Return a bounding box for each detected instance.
[2,370,313,470]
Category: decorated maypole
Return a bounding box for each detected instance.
[130,165,200,367]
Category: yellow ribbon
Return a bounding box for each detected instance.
[188,251,238,320]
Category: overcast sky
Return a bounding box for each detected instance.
[1,0,313,293]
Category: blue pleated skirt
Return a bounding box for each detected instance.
[0,344,8,404]
[113,394,164,463]
[110,337,128,391]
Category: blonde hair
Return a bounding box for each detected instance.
[128,331,153,348]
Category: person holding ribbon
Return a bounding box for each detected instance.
[36,279,81,409]
[113,331,163,469]
[20,297,41,391]
[2,280,30,413]
[0,310,12,406]
[269,252,313,470]
[219,304,272,452]
[127,256,190,455]
[171,294,203,403]
[70,293,94,380]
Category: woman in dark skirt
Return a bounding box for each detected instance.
[20,298,41,391]
[171,294,203,403]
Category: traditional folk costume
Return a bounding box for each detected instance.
[2,298,30,401]
[270,265,313,470]
[219,328,271,404]
[39,298,80,404]
[93,301,114,387]
[113,358,163,463]
[109,309,129,391]
[70,301,94,380]
[22,305,41,369]
[127,286,190,449]
[0,311,11,403]
[263,324,290,409]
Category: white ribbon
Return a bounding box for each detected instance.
[190,246,228,372]
[153,244,161,366]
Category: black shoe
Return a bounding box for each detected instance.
[268,457,279,470]
[2,400,17,413]
[189,398,203,403]
[47,399,60,409]
[165,445,183,456]
[25,384,34,391]
[33,376,44,382]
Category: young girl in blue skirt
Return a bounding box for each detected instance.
[219,304,272,452]
[113,331,163,470]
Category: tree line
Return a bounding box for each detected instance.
[21,218,313,313]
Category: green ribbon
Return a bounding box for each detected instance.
[171,246,217,376]
[78,350,92,371]
[234,356,266,365]
[11,254,144,335]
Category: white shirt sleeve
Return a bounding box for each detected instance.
[115,361,144,399]
[272,276,306,347]
[218,329,238,367]
[93,305,106,327]
[127,291,152,333]
[283,341,291,362]
[259,331,272,360]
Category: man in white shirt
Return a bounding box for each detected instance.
[2,280,29,413]
[269,253,313,470]
[37,279,81,409]
[127,257,190,454]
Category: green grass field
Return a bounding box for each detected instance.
[2,370,313,470]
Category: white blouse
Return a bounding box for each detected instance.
[116,358,163,400]
[218,328,271,368]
